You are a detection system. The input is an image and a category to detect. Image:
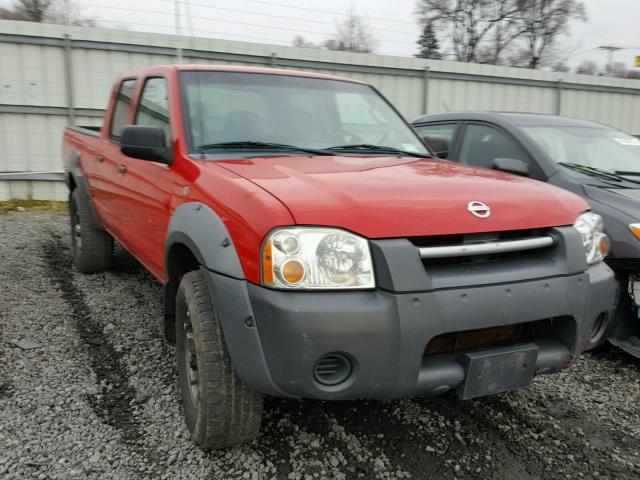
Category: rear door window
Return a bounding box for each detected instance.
[109,79,137,141]
[135,77,171,144]
[414,123,458,159]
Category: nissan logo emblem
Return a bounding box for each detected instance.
[468,201,491,219]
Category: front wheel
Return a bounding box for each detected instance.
[175,270,263,449]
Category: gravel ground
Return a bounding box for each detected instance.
[2,211,640,480]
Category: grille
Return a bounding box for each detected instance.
[424,318,571,357]
[410,228,547,247]
[411,229,555,267]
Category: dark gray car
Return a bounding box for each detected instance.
[412,112,640,355]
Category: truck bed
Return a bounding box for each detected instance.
[66,125,101,137]
[62,125,104,189]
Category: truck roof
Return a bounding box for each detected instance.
[118,64,363,84]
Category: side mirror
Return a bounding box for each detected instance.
[120,125,173,165]
[491,157,530,177]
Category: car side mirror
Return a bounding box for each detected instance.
[491,158,530,177]
[120,125,173,165]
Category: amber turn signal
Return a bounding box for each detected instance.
[598,234,611,258]
[630,224,640,241]
[262,240,274,285]
[281,260,305,284]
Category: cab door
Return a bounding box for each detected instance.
[91,78,138,236]
[116,76,176,278]
[455,123,543,179]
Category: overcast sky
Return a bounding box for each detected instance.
[2,0,639,71]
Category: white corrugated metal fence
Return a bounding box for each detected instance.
[1,19,639,200]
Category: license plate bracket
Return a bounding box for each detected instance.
[456,343,538,400]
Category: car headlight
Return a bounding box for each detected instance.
[573,212,610,264]
[262,227,375,289]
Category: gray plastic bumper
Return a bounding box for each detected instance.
[208,259,617,401]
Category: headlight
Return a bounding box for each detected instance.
[629,223,640,241]
[573,212,610,264]
[262,227,375,289]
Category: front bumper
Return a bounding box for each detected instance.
[209,258,617,401]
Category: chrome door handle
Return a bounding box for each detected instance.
[96,154,105,162]
[117,164,127,174]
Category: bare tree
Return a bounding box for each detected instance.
[0,0,94,25]
[292,35,318,48]
[607,61,631,78]
[325,7,378,53]
[416,0,586,69]
[476,1,524,64]
[575,60,599,75]
[2,0,52,21]
[551,61,570,72]
[416,0,520,63]
[0,7,21,20]
[45,0,95,26]
[511,0,586,69]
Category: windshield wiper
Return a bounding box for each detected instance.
[558,162,625,182]
[558,163,640,186]
[326,143,427,158]
[614,170,640,177]
[196,141,334,156]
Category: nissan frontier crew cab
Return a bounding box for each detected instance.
[63,65,617,450]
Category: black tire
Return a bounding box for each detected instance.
[175,270,263,449]
[69,190,113,273]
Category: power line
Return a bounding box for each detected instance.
[96,18,294,45]
[151,0,418,27]
[80,2,418,47]
[93,16,409,56]
[241,0,417,26]
[173,1,417,36]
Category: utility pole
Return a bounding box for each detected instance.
[596,45,621,75]
[175,0,183,62]
[596,45,640,76]
[184,0,195,38]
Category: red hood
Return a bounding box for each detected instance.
[213,156,588,238]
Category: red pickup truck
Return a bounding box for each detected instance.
[63,65,617,449]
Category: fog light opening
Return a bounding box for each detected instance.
[313,353,352,386]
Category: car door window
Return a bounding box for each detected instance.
[414,123,457,159]
[458,124,529,169]
[109,79,137,141]
[135,77,171,144]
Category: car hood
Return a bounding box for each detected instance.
[583,184,640,221]
[213,155,588,238]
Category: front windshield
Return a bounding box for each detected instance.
[179,71,428,155]
[522,125,640,174]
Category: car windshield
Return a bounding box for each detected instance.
[522,125,640,174]
[179,71,428,155]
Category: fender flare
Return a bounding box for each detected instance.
[164,202,244,279]
[66,149,104,231]
[164,202,288,397]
